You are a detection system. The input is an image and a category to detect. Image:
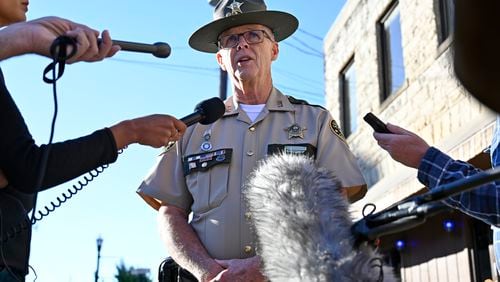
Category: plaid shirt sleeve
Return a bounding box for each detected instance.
[417,146,500,227]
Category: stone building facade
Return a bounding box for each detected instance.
[324,0,497,280]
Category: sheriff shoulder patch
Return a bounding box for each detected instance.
[329,119,346,142]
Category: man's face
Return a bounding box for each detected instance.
[0,0,28,26]
[216,24,278,83]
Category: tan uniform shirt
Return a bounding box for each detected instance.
[137,88,367,260]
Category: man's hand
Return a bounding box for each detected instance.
[373,123,430,168]
[0,16,120,62]
[209,256,266,282]
[110,114,187,149]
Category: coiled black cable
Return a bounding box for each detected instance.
[30,147,125,224]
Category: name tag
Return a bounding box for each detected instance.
[183,148,232,176]
[267,143,317,158]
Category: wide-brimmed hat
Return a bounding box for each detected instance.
[189,0,299,53]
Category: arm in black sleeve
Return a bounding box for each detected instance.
[0,68,118,193]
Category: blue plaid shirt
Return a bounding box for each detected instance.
[417,118,500,227]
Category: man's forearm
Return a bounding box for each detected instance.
[0,23,30,61]
[158,205,223,281]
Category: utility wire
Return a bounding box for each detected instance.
[110,50,326,100]
[290,36,323,56]
[276,86,325,105]
[274,66,324,89]
[297,28,324,41]
[275,83,324,98]
[282,41,323,58]
[109,58,219,77]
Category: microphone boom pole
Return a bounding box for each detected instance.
[352,166,500,242]
[414,166,500,204]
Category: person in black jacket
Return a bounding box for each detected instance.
[0,8,187,282]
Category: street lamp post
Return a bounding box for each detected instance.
[95,236,103,282]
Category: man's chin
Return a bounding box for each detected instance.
[235,70,256,82]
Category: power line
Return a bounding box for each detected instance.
[297,28,324,41]
[273,66,324,89]
[282,41,323,58]
[109,58,219,77]
[276,85,325,105]
[275,83,324,98]
[290,36,323,56]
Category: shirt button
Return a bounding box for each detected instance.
[244,245,252,254]
[245,212,252,220]
[247,151,254,156]
[249,127,256,132]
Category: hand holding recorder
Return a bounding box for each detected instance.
[366,113,430,168]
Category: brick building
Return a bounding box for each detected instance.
[323,0,497,280]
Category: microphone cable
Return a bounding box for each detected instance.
[0,36,76,281]
[31,36,77,223]
[31,36,126,223]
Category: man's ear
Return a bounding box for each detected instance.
[271,43,279,61]
[216,52,227,71]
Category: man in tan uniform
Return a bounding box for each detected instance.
[137,0,367,281]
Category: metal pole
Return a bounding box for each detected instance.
[95,236,103,282]
[219,68,228,100]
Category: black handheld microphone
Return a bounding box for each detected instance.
[97,39,171,58]
[159,97,225,155]
[180,97,225,126]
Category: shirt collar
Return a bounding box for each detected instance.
[222,87,294,117]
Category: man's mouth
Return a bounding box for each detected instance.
[237,56,252,65]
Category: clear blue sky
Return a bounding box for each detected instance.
[1,1,345,281]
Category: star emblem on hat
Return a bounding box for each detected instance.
[227,0,244,16]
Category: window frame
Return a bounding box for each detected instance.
[339,57,357,137]
[377,1,406,101]
[437,0,455,44]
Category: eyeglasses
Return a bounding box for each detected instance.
[218,30,273,49]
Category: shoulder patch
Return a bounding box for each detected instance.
[287,95,326,110]
[329,119,346,142]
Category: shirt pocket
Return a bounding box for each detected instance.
[184,149,232,213]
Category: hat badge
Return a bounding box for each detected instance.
[226,0,244,17]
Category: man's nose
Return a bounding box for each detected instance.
[236,35,249,49]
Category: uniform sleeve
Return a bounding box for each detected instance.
[314,111,367,202]
[0,70,118,193]
[418,147,500,227]
[137,141,193,212]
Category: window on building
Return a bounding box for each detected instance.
[379,2,406,100]
[340,59,357,137]
[438,0,455,43]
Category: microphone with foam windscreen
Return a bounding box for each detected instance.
[245,153,395,281]
[180,97,225,126]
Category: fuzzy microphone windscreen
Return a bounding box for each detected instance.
[245,153,396,282]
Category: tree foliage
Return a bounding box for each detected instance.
[115,261,152,282]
